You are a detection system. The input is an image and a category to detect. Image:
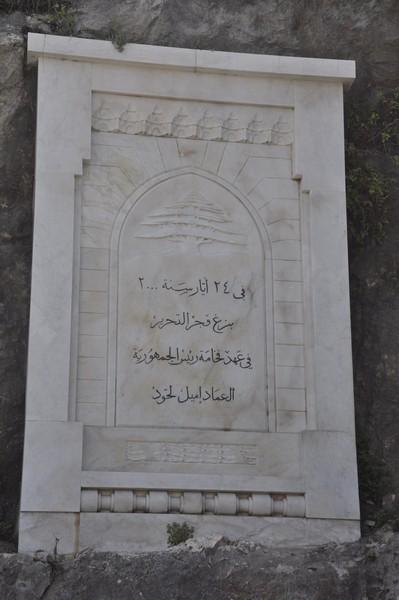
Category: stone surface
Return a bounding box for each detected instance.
[19,34,358,551]
[0,14,35,529]
[0,0,398,558]
[0,552,51,600]
[3,532,399,599]
[74,0,399,92]
[20,422,83,512]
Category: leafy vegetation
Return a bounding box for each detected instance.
[1,0,66,13]
[106,17,128,52]
[363,547,376,561]
[346,162,390,248]
[166,521,194,546]
[0,0,77,34]
[0,520,14,541]
[345,88,399,250]
[349,90,399,157]
[356,432,390,505]
[47,2,76,33]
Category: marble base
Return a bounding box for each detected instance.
[19,512,360,553]
[19,512,80,554]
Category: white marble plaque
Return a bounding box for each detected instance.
[20,34,360,553]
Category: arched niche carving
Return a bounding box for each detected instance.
[108,168,274,432]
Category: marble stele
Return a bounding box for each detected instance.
[20,33,359,553]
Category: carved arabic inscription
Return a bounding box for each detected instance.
[115,173,268,431]
[126,442,258,465]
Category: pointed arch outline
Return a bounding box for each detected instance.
[106,166,276,432]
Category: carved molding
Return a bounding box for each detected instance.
[81,489,306,517]
[92,103,293,145]
[126,441,257,465]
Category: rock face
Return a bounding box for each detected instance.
[0,0,398,543]
[74,0,399,89]
[1,533,399,600]
[0,13,35,530]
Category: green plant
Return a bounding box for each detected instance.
[356,432,391,505]
[48,2,76,34]
[1,0,47,12]
[0,0,78,33]
[372,508,389,528]
[1,0,72,15]
[107,17,128,52]
[46,538,65,577]
[346,162,390,247]
[345,89,399,250]
[364,548,376,561]
[166,521,194,546]
[0,520,13,541]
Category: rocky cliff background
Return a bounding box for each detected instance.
[0,0,398,593]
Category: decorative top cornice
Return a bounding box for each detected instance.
[27,34,356,87]
[92,103,293,145]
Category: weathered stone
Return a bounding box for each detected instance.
[0,14,34,528]
[0,553,51,600]
[19,32,359,552]
[74,0,399,91]
[0,0,398,550]
[73,0,399,532]
[182,535,229,552]
[2,533,399,599]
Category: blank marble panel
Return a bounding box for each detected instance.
[80,248,109,270]
[272,240,301,261]
[273,260,302,282]
[90,140,154,183]
[276,388,306,411]
[302,431,360,520]
[76,379,106,403]
[274,302,303,324]
[217,144,290,184]
[78,334,107,358]
[177,138,208,167]
[79,313,108,335]
[262,198,300,223]
[19,512,79,554]
[248,180,299,210]
[277,411,307,433]
[276,366,305,389]
[202,141,227,174]
[81,225,112,249]
[123,135,167,177]
[155,137,182,171]
[81,184,125,213]
[20,421,83,512]
[234,157,292,193]
[79,291,108,314]
[81,205,115,231]
[275,323,304,345]
[274,281,302,303]
[275,345,305,367]
[76,402,106,426]
[82,162,138,198]
[77,357,107,380]
[267,219,300,243]
[80,269,108,292]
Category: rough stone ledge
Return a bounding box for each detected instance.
[1,530,399,599]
